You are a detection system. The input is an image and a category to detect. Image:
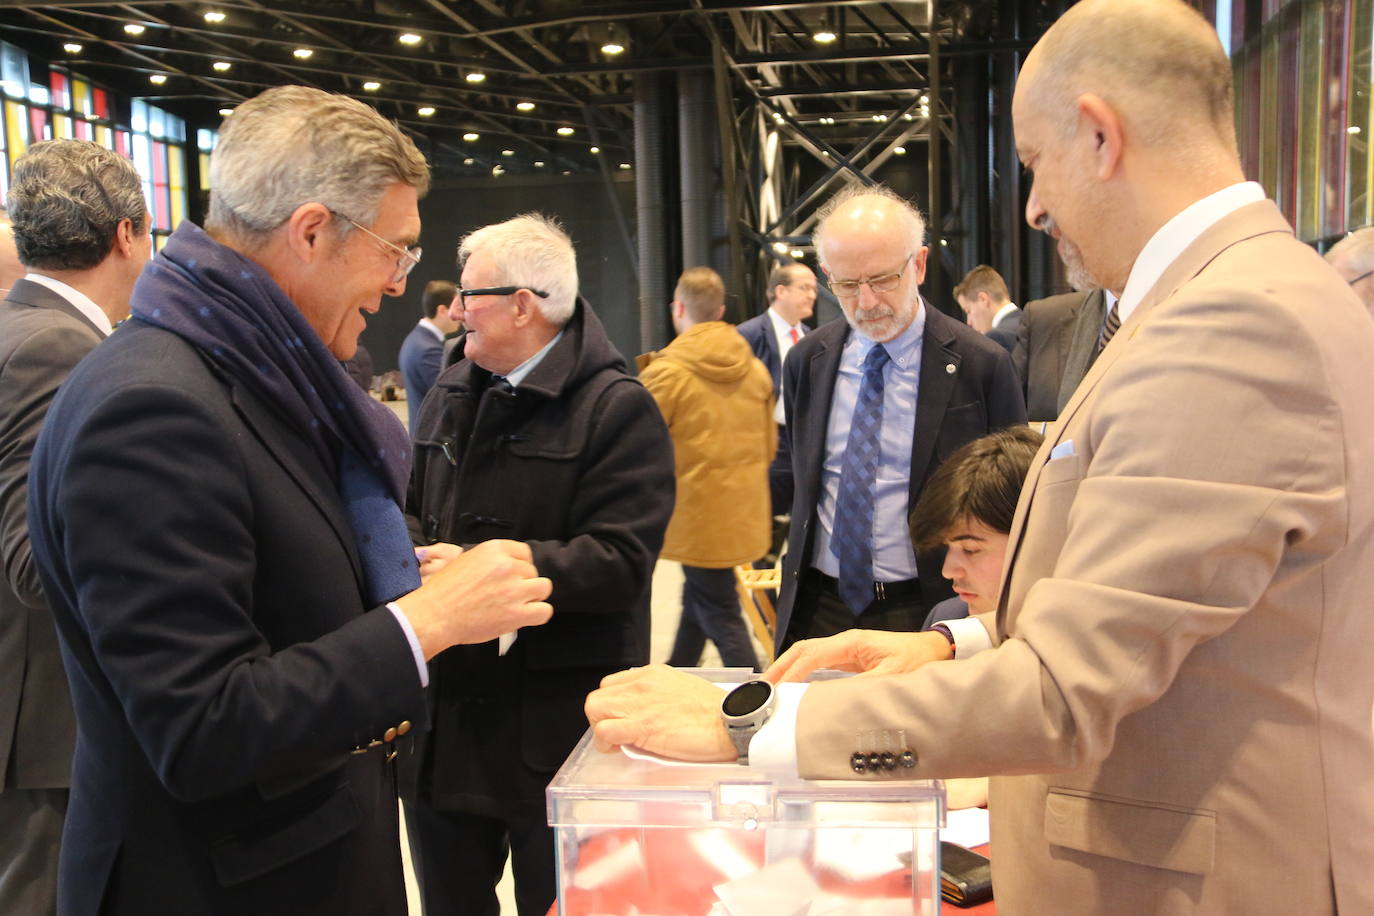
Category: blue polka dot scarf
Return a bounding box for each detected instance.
[131,221,421,606]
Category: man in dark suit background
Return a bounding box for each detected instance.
[398,279,460,431]
[953,264,1022,353]
[1013,286,1113,421]
[773,184,1025,652]
[25,86,552,916]
[0,140,148,916]
[737,263,815,522]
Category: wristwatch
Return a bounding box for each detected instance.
[721,680,776,764]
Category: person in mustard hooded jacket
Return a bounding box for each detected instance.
[639,267,776,670]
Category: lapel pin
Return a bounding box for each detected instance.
[945,363,956,374]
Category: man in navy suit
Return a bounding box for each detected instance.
[398,279,460,431]
[737,263,815,520]
[25,86,551,916]
[773,184,1025,652]
[0,140,149,916]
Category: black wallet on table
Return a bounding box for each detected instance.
[940,841,994,907]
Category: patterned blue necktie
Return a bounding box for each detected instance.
[831,343,891,615]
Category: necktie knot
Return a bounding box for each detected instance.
[863,343,891,374]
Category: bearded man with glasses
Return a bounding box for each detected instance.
[771,183,1025,654]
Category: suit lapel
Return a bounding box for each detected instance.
[799,321,846,507]
[997,200,1297,630]
[228,380,365,588]
[5,278,107,337]
[908,306,959,502]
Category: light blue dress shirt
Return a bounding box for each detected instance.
[811,304,925,582]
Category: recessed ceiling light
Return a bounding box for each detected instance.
[589,146,600,154]
[920,95,929,105]
[63,42,82,53]
[534,160,545,167]
[556,126,574,136]
[465,71,486,84]
[149,74,167,85]
[903,112,914,120]
[492,164,504,176]
[872,114,888,122]
[516,101,535,111]
[618,163,631,170]
[204,11,226,24]
[939,238,949,246]
[417,106,435,116]
[1349,125,1363,135]
[601,42,625,55]
[124,23,146,35]
[790,249,804,259]
[462,132,479,142]
[293,48,313,59]
[362,81,381,91]
[562,170,571,175]
[501,149,514,156]
[464,157,475,165]
[398,33,422,45]
[813,31,837,44]
[219,107,233,117]
[772,242,788,254]
[772,112,784,123]
[894,146,906,155]
[212,61,231,72]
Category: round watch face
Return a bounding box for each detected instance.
[723,680,773,718]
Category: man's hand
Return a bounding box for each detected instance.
[765,629,952,684]
[415,541,462,580]
[395,539,552,658]
[585,664,737,762]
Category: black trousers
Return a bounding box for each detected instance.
[787,568,924,647]
[406,802,555,916]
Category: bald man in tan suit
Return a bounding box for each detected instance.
[586,2,1374,913]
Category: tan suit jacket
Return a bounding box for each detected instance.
[797,200,1374,913]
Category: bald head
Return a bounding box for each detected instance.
[814,184,926,271]
[1021,0,1236,154]
[1327,228,1374,314]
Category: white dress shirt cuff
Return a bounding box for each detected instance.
[745,682,808,776]
[944,616,993,658]
[386,601,430,688]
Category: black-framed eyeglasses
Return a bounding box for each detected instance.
[458,285,551,306]
[829,253,913,301]
[331,210,421,285]
[1349,269,1374,287]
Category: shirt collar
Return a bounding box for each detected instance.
[850,296,926,370]
[1117,181,1266,324]
[417,317,445,342]
[767,306,803,335]
[503,329,564,388]
[992,301,1019,326]
[23,273,114,337]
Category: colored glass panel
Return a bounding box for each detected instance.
[92,87,109,120]
[54,112,72,139]
[4,101,26,159]
[74,118,92,141]
[168,144,185,229]
[152,139,169,230]
[96,124,113,149]
[28,106,48,143]
[49,70,69,110]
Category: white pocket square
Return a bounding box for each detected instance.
[1050,439,1076,460]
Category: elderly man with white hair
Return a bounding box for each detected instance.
[767,182,1025,654]
[405,213,674,916]
[1325,226,1374,315]
[26,86,553,916]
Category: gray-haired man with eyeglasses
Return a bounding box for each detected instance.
[404,212,674,916]
[772,183,1025,654]
[1325,226,1374,317]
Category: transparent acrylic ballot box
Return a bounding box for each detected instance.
[547,671,945,916]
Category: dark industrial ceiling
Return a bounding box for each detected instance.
[0,1,1056,182]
